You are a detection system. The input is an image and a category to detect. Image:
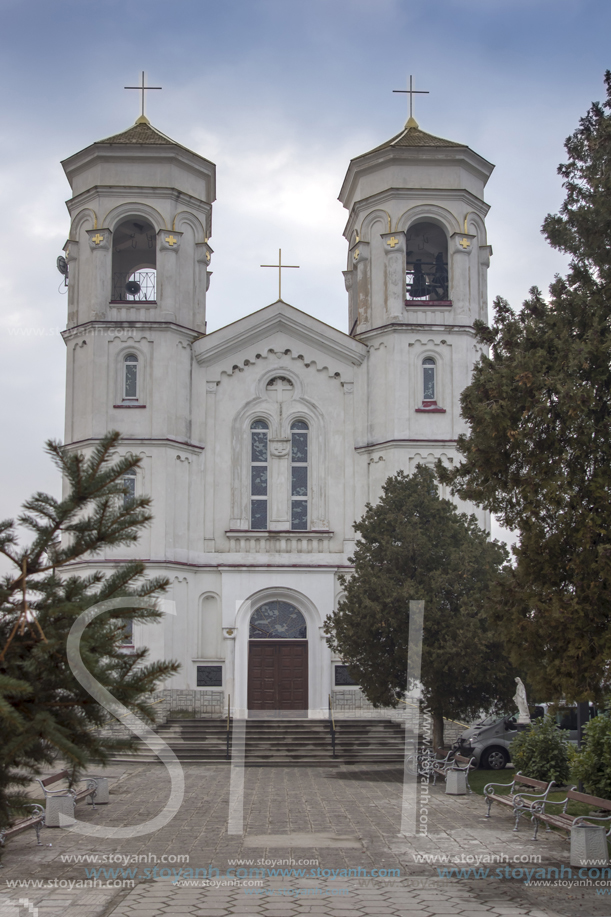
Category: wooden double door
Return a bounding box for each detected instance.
[248,641,308,715]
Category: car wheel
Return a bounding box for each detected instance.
[481,747,509,770]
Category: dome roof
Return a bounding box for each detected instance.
[96,116,183,145]
[358,117,466,158]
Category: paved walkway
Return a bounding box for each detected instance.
[1,763,609,917]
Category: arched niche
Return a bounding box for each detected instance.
[405,221,449,302]
[111,217,157,303]
[197,593,222,658]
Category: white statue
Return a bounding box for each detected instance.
[513,677,531,724]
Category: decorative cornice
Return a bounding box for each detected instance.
[63,436,204,453]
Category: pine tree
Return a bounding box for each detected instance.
[324,467,514,749]
[438,72,611,704]
[0,432,179,833]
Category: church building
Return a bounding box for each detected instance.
[60,105,493,719]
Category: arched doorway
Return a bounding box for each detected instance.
[247,601,308,717]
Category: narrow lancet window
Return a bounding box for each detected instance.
[423,358,436,403]
[251,421,268,530]
[291,420,308,531]
[123,469,137,508]
[124,353,138,400]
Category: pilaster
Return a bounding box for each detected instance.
[157,229,183,321]
[86,228,112,319]
[381,231,406,322]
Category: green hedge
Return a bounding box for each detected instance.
[572,710,611,798]
[509,717,570,784]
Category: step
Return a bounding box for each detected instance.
[110,717,407,766]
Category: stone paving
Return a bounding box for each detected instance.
[1,763,610,917]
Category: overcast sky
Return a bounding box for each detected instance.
[0,0,609,552]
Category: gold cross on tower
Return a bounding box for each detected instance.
[393,75,429,128]
[91,233,104,245]
[124,71,162,123]
[260,249,300,302]
[459,237,471,249]
[165,235,178,247]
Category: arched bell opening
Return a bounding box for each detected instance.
[111,218,157,302]
[405,221,449,303]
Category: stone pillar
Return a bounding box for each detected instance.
[86,228,112,319]
[478,244,493,322]
[64,239,79,326]
[449,232,475,319]
[223,628,237,717]
[381,231,406,322]
[343,269,355,334]
[269,437,291,530]
[204,380,217,551]
[351,241,370,333]
[157,229,183,321]
[195,241,213,334]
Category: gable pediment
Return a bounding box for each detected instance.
[193,300,367,374]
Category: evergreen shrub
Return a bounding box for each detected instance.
[572,710,611,798]
[509,716,570,784]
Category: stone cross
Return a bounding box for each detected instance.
[260,249,299,301]
[393,75,429,123]
[124,71,162,120]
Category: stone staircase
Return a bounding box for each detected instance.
[111,717,407,766]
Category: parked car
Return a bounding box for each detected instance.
[453,715,527,770]
[454,704,597,769]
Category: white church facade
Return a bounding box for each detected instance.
[60,110,493,719]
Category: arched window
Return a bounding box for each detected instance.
[291,421,308,530]
[251,420,268,530]
[123,353,139,400]
[406,222,449,302]
[123,468,137,507]
[112,218,156,302]
[423,358,436,403]
[249,601,307,639]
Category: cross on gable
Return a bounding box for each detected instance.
[393,74,429,126]
[124,71,162,121]
[260,248,300,302]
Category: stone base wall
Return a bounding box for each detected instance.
[98,689,225,742]
[331,689,466,746]
[161,689,224,718]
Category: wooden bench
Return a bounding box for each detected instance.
[484,773,556,831]
[405,747,441,778]
[430,752,475,792]
[450,753,476,793]
[35,769,99,827]
[0,804,47,851]
[430,749,455,784]
[531,788,611,841]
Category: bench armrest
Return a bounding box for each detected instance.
[24,804,45,820]
[484,782,515,797]
[36,782,77,799]
[573,814,611,834]
[451,757,475,772]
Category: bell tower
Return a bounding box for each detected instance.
[339,116,493,334]
[339,115,494,527]
[61,116,216,465]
